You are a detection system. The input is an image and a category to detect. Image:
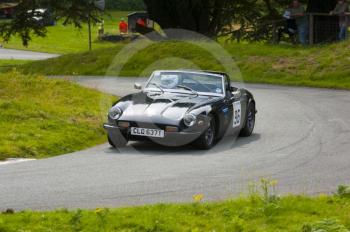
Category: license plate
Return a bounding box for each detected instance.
[131,127,165,138]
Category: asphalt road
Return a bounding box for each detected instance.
[1,77,350,211]
[0,48,59,60]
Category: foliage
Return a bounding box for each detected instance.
[69,209,83,232]
[0,0,47,46]
[338,185,350,198]
[0,71,116,160]
[307,0,338,13]
[142,0,337,41]
[105,0,145,11]
[3,11,129,54]
[1,194,350,231]
[222,0,315,42]
[12,40,350,90]
[142,0,314,40]
[0,0,338,45]
[0,0,105,46]
[302,219,349,232]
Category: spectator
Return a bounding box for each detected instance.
[290,0,308,45]
[98,20,104,37]
[330,0,349,40]
[279,6,298,43]
[119,18,128,34]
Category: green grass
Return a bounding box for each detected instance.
[1,11,130,54]
[0,59,33,73]
[0,59,32,66]
[1,194,350,231]
[0,72,116,160]
[16,45,124,76]
[14,40,350,90]
[224,41,350,89]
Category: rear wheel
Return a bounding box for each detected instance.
[240,102,256,137]
[194,116,216,150]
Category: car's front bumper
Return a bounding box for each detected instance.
[103,123,203,147]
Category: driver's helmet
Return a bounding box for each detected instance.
[160,75,179,89]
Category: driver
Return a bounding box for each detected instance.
[160,75,179,89]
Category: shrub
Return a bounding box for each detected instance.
[302,218,349,232]
[337,185,350,197]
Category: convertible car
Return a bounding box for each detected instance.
[104,70,257,149]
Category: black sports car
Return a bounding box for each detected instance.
[104,70,257,149]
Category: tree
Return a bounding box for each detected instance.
[143,0,269,38]
[307,0,337,12]
[0,0,341,46]
[0,0,103,47]
[143,0,339,42]
[142,0,300,39]
[105,0,145,11]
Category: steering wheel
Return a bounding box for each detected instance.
[183,74,213,92]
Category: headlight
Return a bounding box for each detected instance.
[109,106,122,120]
[183,113,197,127]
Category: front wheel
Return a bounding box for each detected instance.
[240,102,256,137]
[107,133,128,148]
[194,116,216,150]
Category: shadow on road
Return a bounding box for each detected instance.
[105,133,261,156]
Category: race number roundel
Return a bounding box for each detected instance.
[233,101,241,127]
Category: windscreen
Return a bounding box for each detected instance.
[147,72,224,95]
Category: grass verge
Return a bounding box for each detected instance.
[0,72,116,160]
[1,194,350,231]
[0,59,32,66]
[15,40,350,90]
[0,59,33,73]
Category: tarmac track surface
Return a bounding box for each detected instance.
[1,76,350,211]
[0,48,59,60]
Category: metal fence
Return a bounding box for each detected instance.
[308,13,339,44]
[271,13,341,45]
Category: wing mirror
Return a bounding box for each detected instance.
[231,89,242,99]
[134,83,142,90]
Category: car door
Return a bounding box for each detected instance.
[223,75,245,135]
[215,75,233,136]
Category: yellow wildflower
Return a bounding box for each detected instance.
[270,180,278,187]
[94,208,103,214]
[193,194,204,202]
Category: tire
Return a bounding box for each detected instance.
[107,133,128,148]
[194,116,216,150]
[107,134,116,148]
[240,102,256,137]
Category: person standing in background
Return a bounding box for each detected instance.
[330,0,349,40]
[290,0,308,45]
[279,5,298,43]
[98,20,105,38]
[119,18,128,34]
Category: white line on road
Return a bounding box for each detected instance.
[0,158,36,166]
